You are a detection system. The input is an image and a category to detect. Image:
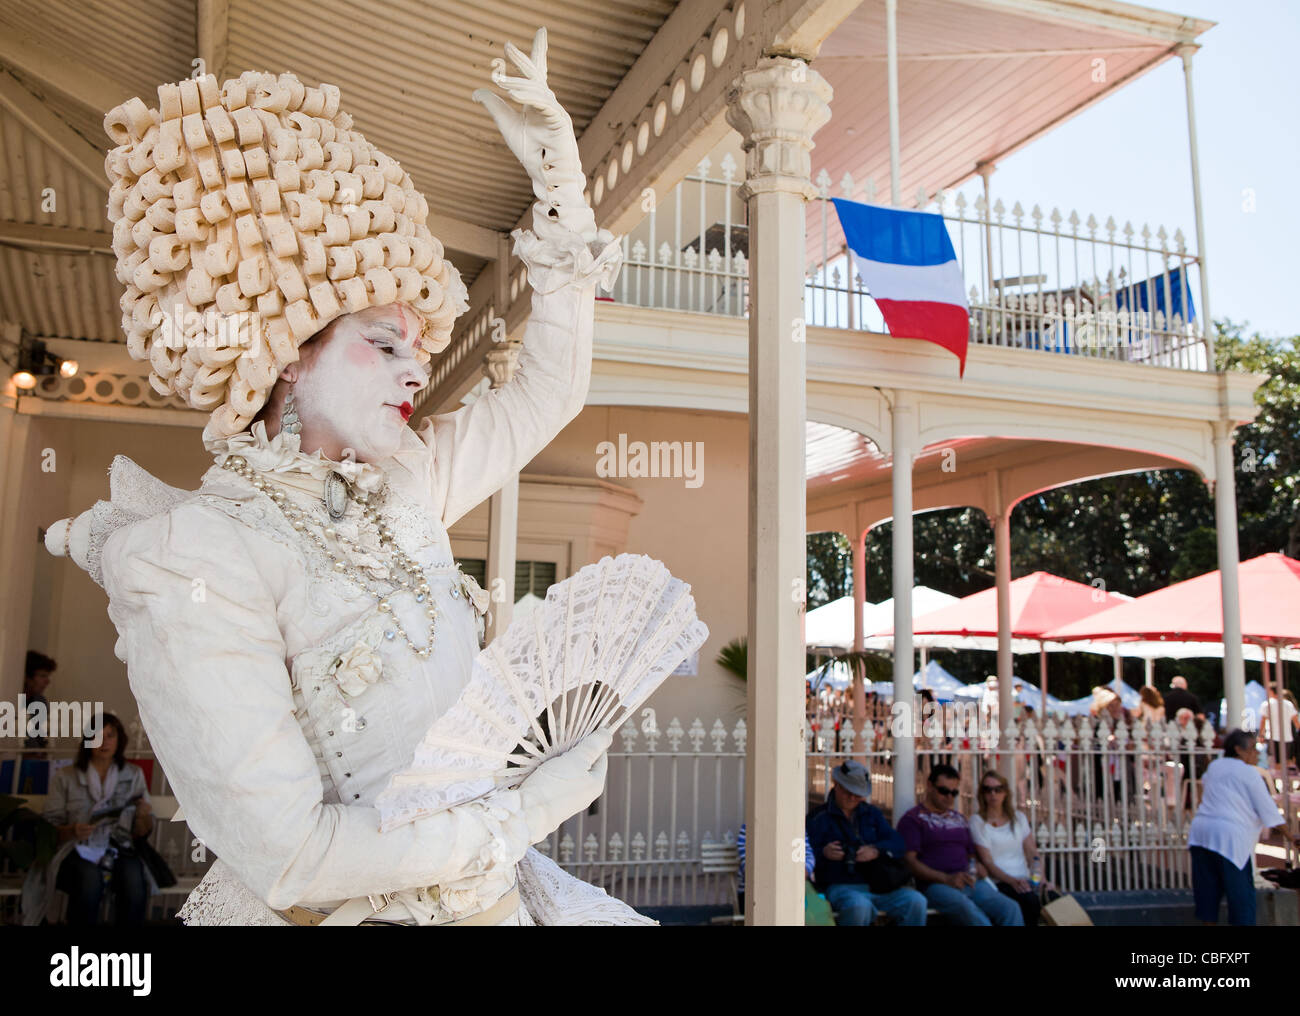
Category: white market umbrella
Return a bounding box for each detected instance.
[805,595,876,651]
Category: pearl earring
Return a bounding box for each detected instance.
[282,387,302,436]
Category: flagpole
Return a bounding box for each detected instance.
[886,0,901,206]
[1177,43,1213,364]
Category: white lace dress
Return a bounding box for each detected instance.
[78,225,653,926]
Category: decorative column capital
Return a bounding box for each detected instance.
[1211,418,1237,444]
[483,341,521,388]
[725,56,833,202]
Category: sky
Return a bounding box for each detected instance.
[952,0,1299,340]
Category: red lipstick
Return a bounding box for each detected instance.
[399,401,413,422]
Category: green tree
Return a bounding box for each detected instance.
[806,531,851,609]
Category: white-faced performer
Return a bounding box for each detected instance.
[42,29,652,926]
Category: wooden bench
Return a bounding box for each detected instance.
[700,841,743,925]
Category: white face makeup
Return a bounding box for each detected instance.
[287,303,429,463]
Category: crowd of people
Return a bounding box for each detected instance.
[802,760,1058,926]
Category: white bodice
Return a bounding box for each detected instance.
[188,461,486,813]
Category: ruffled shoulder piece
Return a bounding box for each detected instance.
[75,456,197,588]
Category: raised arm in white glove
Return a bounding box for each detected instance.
[472,27,599,245]
[517,729,612,844]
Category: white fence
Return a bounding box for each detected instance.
[807,712,1221,894]
[536,715,747,910]
[4,722,751,918]
[616,153,749,318]
[617,157,1210,372]
[6,710,1233,917]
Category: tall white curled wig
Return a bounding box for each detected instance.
[103,70,469,444]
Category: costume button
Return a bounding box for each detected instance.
[353,794,360,800]
[336,751,342,758]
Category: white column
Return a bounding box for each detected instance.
[726,56,832,927]
[1274,648,1296,866]
[993,510,1013,728]
[978,163,996,304]
[891,391,917,819]
[1144,658,1155,688]
[1213,420,1246,726]
[1038,642,1048,717]
[484,474,518,642]
[0,401,35,703]
[483,259,522,642]
[1177,44,1214,363]
[484,236,521,642]
[851,526,867,751]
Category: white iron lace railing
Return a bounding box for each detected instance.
[616,159,1210,372]
[616,152,749,318]
[807,711,1225,895]
[537,714,746,912]
[3,710,1245,919]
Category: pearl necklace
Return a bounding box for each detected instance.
[221,455,438,659]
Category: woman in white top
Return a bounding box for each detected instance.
[23,714,156,924]
[1187,729,1294,925]
[969,770,1056,926]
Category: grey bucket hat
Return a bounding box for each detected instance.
[831,760,872,798]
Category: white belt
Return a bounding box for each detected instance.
[278,885,520,927]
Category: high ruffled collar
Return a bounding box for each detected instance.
[206,421,388,495]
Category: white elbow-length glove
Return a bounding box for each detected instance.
[517,729,612,843]
[471,27,624,297]
[472,27,597,244]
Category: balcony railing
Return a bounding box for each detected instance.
[616,158,1210,371]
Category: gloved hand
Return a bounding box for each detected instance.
[472,27,598,244]
[517,729,612,844]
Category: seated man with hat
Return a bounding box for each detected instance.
[806,760,927,926]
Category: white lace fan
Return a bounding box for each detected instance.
[376,553,708,832]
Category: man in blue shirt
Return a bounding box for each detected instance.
[806,760,927,925]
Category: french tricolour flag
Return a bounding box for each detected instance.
[831,198,970,375]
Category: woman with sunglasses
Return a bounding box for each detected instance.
[970,771,1057,926]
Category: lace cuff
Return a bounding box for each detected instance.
[512,211,623,296]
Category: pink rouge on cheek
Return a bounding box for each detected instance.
[344,340,381,367]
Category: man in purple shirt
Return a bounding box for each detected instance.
[898,764,1023,926]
